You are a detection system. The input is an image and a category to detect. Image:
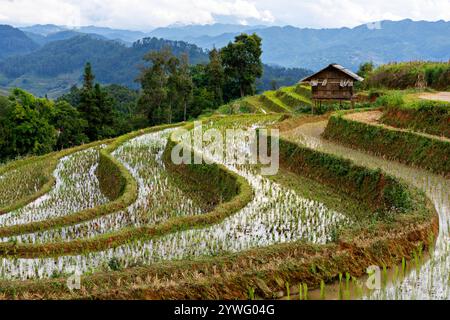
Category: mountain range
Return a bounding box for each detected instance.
[149,19,450,70]
[0,19,449,97]
[0,28,310,98]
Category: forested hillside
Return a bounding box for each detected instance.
[153,19,450,70]
[0,34,311,97]
[0,25,39,60]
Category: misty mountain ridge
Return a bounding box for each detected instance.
[19,24,148,44]
[151,19,450,70]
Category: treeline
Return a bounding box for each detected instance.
[138,33,264,125]
[0,33,265,160]
[0,36,209,87]
[0,65,141,161]
[362,61,450,90]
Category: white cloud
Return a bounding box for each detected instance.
[0,0,274,30]
[255,0,450,28]
[0,0,449,30]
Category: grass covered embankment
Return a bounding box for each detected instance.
[365,61,450,90]
[378,94,450,139]
[323,112,450,177]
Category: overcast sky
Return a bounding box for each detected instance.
[0,0,449,30]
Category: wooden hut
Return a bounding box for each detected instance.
[300,64,364,112]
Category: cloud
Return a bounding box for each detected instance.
[255,0,450,28]
[0,0,449,30]
[0,0,274,30]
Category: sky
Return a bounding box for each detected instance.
[0,0,449,30]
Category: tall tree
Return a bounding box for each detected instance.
[0,89,56,159]
[177,54,194,121]
[52,101,88,149]
[138,47,173,125]
[221,33,263,99]
[357,61,374,78]
[78,62,115,140]
[206,48,225,106]
[83,62,95,90]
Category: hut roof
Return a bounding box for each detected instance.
[301,64,364,82]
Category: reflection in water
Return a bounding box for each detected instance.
[284,120,450,300]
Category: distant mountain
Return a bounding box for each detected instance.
[0,87,9,96]
[24,30,108,46]
[19,24,147,44]
[19,24,68,36]
[149,23,264,39]
[76,26,148,43]
[0,25,39,60]
[150,19,450,71]
[0,34,311,98]
[0,36,210,97]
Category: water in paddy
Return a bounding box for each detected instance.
[283,120,449,300]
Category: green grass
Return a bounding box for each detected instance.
[375,91,450,138]
[210,84,312,116]
[365,61,450,90]
[324,113,450,176]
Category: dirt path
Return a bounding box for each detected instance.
[419,92,450,102]
[282,116,449,300]
[344,110,383,124]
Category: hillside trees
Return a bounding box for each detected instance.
[221,33,263,99]
[78,63,116,140]
[0,89,56,159]
[138,47,172,125]
[52,101,88,149]
[206,48,225,106]
[138,33,263,124]
[357,61,374,79]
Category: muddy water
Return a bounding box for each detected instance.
[283,120,450,300]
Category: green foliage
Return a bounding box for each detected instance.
[324,114,450,177]
[206,48,225,106]
[221,33,263,99]
[375,91,405,108]
[278,135,413,213]
[381,99,450,138]
[257,65,312,92]
[0,88,56,159]
[108,257,123,271]
[0,36,209,87]
[138,47,185,125]
[357,61,374,79]
[52,101,88,149]
[365,61,450,90]
[78,63,117,141]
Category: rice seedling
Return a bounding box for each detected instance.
[303,283,308,300]
[11,129,206,244]
[0,160,50,210]
[285,282,290,300]
[0,116,349,281]
[248,287,255,300]
[0,147,109,229]
[320,280,325,300]
[402,257,406,276]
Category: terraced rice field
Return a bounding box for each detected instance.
[283,115,449,300]
[0,159,53,212]
[0,115,350,281]
[0,109,447,301]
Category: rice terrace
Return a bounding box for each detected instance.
[0,0,449,310]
